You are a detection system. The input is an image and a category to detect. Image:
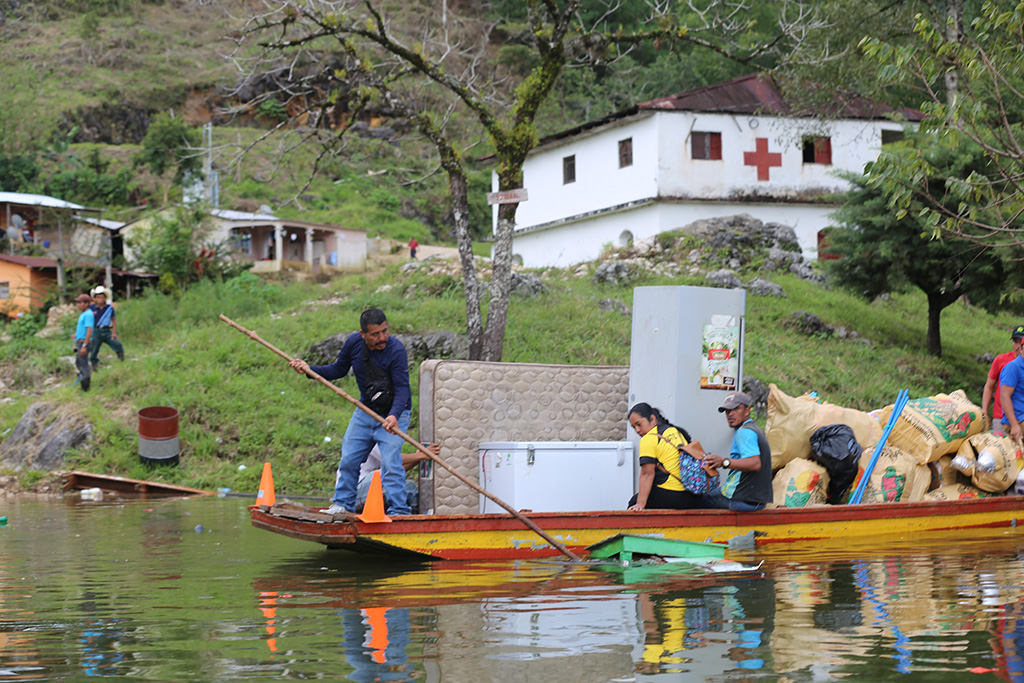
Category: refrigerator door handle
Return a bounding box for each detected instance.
[616,443,626,467]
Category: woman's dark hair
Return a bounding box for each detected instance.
[627,402,693,442]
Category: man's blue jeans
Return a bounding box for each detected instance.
[700,489,765,512]
[334,409,411,515]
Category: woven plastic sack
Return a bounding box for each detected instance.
[766,384,882,471]
[772,458,829,508]
[875,390,984,465]
[850,444,930,504]
[922,483,991,501]
[951,431,1024,493]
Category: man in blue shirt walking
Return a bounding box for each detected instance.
[72,293,95,392]
[290,308,413,515]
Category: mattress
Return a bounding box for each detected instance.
[418,359,630,515]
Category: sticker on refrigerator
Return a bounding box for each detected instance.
[701,315,739,390]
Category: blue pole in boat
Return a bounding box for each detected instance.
[849,389,910,505]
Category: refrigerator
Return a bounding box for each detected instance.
[478,441,635,513]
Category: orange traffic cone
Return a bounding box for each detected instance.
[256,462,276,507]
[357,470,392,523]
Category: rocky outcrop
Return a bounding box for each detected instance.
[593,261,636,286]
[0,402,94,471]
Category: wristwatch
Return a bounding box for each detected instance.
[722,459,731,469]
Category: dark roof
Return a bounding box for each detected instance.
[0,253,58,269]
[641,73,925,120]
[536,73,924,149]
[0,253,156,277]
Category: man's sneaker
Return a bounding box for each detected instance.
[325,503,349,515]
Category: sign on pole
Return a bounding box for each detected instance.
[486,188,529,205]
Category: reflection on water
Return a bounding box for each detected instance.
[1,496,1023,680]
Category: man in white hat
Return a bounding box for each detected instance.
[700,391,772,511]
[88,286,125,370]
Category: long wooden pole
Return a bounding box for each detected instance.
[220,314,583,562]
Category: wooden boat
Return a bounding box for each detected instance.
[250,494,1024,561]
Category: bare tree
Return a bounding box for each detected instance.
[232,0,818,360]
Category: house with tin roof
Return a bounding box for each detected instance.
[122,207,369,276]
[493,74,923,267]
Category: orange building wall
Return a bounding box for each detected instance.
[0,262,57,318]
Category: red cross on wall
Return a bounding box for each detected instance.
[744,138,782,181]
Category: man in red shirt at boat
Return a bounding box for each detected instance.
[982,325,1024,429]
[700,391,772,511]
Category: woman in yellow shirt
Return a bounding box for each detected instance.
[627,402,703,511]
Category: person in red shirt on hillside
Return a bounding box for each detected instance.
[408,237,418,260]
[982,325,1024,429]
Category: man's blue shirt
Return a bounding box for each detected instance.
[311,332,411,418]
[999,355,1024,425]
[75,309,94,341]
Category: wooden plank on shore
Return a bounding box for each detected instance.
[63,471,213,497]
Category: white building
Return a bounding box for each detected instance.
[493,74,922,267]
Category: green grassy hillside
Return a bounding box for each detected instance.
[0,259,1013,496]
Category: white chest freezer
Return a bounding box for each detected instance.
[479,441,635,513]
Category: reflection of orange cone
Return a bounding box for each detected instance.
[357,470,392,523]
[362,607,389,664]
[256,462,276,507]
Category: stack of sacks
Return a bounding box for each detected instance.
[772,459,830,507]
[923,483,991,501]
[927,454,958,491]
[950,431,1024,493]
[766,384,882,471]
[875,390,984,466]
[850,444,931,503]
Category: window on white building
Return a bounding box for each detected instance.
[881,129,905,145]
[0,282,8,299]
[691,132,722,160]
[618,138,633,168]
[802,137,832,164]
[563,155,576,184]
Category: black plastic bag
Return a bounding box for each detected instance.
[809,424,863,504]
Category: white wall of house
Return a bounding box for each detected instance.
[508,201,837,268]
[497,109,909,267]
[494,113,660,231]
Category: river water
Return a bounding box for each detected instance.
[1,495,1023,681]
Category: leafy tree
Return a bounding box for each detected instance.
[127,205,247,293]
[825,140,1015,357]
[48,164,135,207]
[238,0,815,360]
[134,113,203,184]
[40,126,84,172]
[0,150,39,192]
[859,1,1024,247]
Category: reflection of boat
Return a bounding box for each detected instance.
[250,495,1024,561]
